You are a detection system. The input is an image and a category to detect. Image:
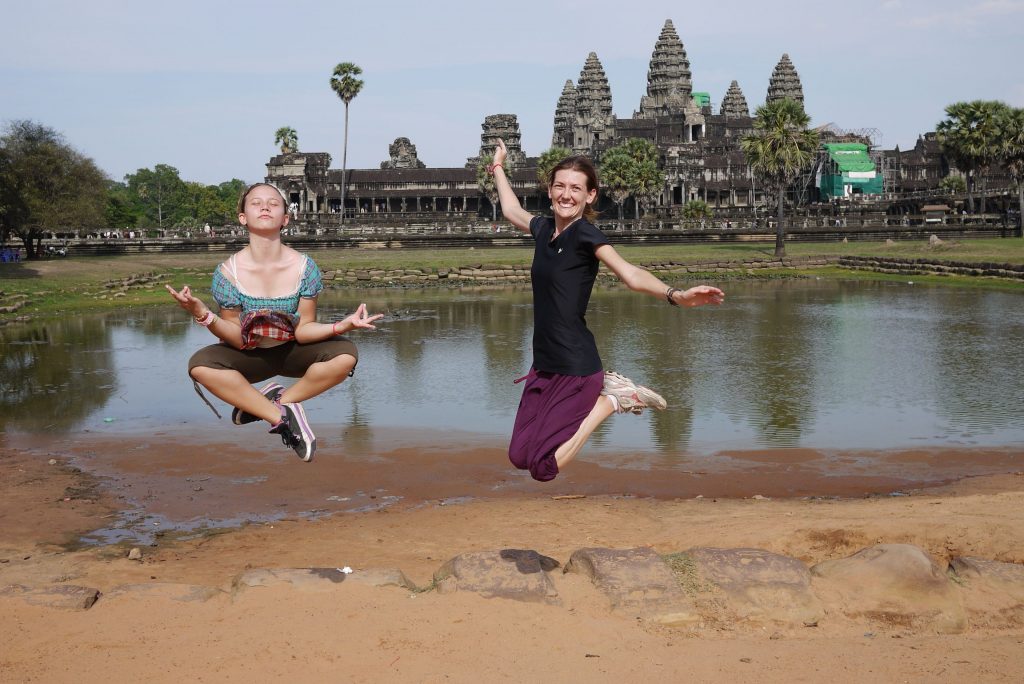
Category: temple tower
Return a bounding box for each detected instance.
[766,54,804,106]
[636,19,693,119]
[468,114,526,169]
[573,52,615,155]
[552,80,578,149]
[380,137,426,169]
[720,80,750,118]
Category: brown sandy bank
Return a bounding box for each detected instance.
[1,439,1023,682]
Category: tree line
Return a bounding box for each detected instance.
[0,120,247,259]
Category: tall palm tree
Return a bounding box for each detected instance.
[1000,107,1024,231]
[329,62,364,225]
[476,155,499,221]
[937,100,1007,214]
[741,98,819,257]
[274,126,298,154]
[598,147,633,226]
[622,138,662,218]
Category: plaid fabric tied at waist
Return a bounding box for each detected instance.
[240,309,298,349]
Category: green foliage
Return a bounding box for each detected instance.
[998,107,1024,221]
[476,155,498,221]
[536,146,572,189]
[681,199,714,222]
[741,98,819,256]
[939,175,967,194]
[936,100,1010,212]
[329,62,364,105]
[599,138,663,220]
[0,120,108,257]
[274,126,298,154]
[112,167,244,230]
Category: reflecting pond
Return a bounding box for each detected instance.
[2,279,1023,457]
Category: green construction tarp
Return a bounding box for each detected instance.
[692,92,711,108]
[823,143,875,173]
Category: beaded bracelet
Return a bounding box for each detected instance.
[195,310,217,327]
[665,287,681,307]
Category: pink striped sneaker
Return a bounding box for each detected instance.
[269,402,316,462]
[232,382,285,425]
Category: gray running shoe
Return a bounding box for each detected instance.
[600,370,667,414]
[232,382,285,425]
[269,401,316,462]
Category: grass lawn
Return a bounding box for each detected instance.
[2,237,1023,321]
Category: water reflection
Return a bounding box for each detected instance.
[1,280,1022,456]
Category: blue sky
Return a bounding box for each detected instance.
[3,0,1022,185]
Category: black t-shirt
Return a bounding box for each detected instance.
[529,215,610,375]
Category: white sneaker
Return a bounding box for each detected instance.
[601,371,667,414]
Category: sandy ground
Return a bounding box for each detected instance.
[2,435,1024,682]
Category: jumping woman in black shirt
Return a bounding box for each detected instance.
[490,140,724,481]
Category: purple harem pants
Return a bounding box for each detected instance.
[508,369,604,482]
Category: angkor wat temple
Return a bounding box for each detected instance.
[265,19,995,225]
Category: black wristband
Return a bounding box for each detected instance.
[666,287,681,306]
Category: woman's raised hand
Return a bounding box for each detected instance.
[165,284,208,318]
[339,303,384,331]
[493,139,508,166]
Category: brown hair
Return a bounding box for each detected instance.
[547,156,600,222]
[237,183,287,214]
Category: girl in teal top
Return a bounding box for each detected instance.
[166,183,382,462]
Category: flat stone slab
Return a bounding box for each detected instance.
[233,567,416,596]
[433,549,559,604]
[564,547,698,626]
[1,584,100,610]
[683,547,822,625]
[811,543,966,634]
[950,557,1024,589]
[102,583,225,604]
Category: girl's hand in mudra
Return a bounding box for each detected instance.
[338,303,383,331]
[165,284,207,318]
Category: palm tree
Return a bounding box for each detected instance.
[476,155,499,221]
[274,127,298,154]
[329,62,364,225]
[936,100,1007,214]
[998,106,1024,230]
[622,138,661,219]
[535,146,572,191]
[598,147,633,226]
[681,199,714,229]
[741,98,819,257]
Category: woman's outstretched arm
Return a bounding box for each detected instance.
[491,139,534,233]
[594,244,725,307]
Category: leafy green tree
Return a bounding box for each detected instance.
[476,155,499,221]
[125,164,185,229]
[740,98,819,257]
[330,62,364,225]
[998,106,1024,227]
[104,180,140,229]
[681,199,714,228]
[936,100,1008,214]
[536,146,572,191]
[0,120,107,258]
[938,175,967,195]
[274,126,298,154]
[621,138,662,218]
[598,147,633,224]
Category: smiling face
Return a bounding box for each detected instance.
[238,184,289,231]
[548,169,597,224]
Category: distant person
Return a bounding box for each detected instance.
[166,183,382,461]
[489,139,724,481]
